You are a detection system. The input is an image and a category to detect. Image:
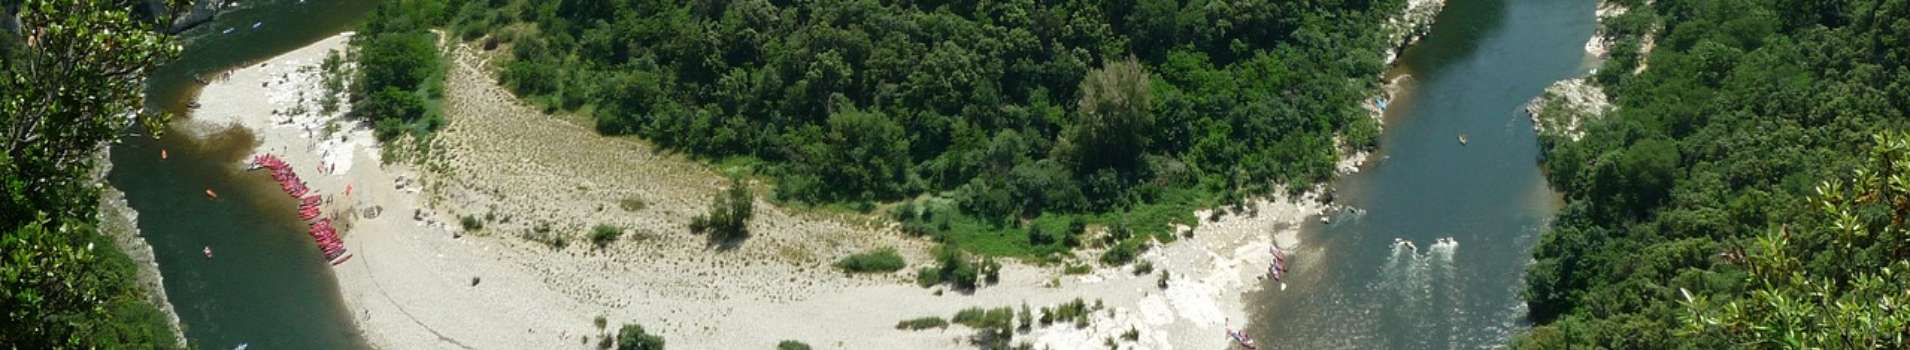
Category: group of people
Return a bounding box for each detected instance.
[251,154,351,265]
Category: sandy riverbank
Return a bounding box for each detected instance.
[187,32,1334,349]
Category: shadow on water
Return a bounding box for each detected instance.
[111,0,379,348]
[1245,0,1593,348]
[1393,0,1507,78]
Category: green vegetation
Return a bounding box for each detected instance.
[352,0,450,141]
[691,175,754,245]
[616,323,665,350]
[951,307,1018,348]
[895,316,949,330]
[1677,138,1910,348]
[834,247,906,273]
[776,340,812,350]
[460,214,484,231]
[1515,0,1910,347]
[0,1,185,348]
[589,224,623,248]
[916,244,1001,290]
[439,0,1414,259]
[1038,298,1097,329]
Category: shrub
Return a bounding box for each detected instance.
[1101,240,1140,266]
[835,247,907,273]
[460,215,484,231]
[896,316,949,330]
[589,224,622,248]
[981,257,1002,284]
[915,266,944,287]
[1132,260,1153,275]
[616,324,664,350]
[1157,270,1171,289]
[776,340,812,350]
[952,307,1017,348]
[695,175,754,243]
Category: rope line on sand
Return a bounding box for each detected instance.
[356,233,479,350]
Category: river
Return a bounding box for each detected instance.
[110,0,1586,348]
[111,0,376,349]
[1248,0,1592,348]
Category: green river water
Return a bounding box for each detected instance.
[112,1,376,349]
[1248,0,1593,348]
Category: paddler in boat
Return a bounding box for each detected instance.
[202,246,213,259]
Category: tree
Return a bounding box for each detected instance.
[1679,131,1910,349]
[692,175,754,244]
[616,323,665,350]
[1062,56,1154,172]
[1,0,183,348]
[786,105,912,202]
[354,32,438,95]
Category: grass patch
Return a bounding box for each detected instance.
[834,247,906,273]
[589,224,622,248]
[776,340,812,350]
[891,187,1205,261]
[895,316,948,330]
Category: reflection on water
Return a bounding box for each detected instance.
[1248,0,1592,348]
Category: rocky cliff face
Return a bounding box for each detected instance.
[166,0,231,34]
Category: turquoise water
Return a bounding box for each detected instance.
[1248,0,1592,348]
[112,1,377,348]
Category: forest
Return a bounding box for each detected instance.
[1516,0,1910,347]
[0,0,186,348]
[391,0,1411,261]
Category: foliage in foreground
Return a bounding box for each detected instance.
[1516,0,1910,347]
[0,0,184,348]
[1674,132,1910,349]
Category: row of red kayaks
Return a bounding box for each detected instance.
[251,154,351,266]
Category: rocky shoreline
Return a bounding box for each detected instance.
[1346,0,1447,171]
[1524,0,1653,141]
[95,146,189,348]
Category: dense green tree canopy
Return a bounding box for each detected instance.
[352,0,452,141]
[440,0,1408,258]
[1516,0,1910,347]
[1,0,184,347]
